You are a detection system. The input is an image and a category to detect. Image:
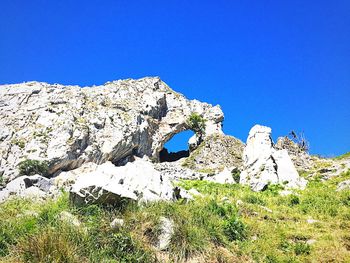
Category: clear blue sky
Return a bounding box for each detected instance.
[0,0,349,156]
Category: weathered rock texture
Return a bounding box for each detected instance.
[240,125,307,191]
[0,77,223,182]
[275,136,312,171]
[182,134,244,173]
[70,158,177,205]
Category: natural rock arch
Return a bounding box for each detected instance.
[159,130,195,162]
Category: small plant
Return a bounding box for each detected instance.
[288,130,309,153]
[186,113,206,142]
[231,168,241,183]
[243,194,266,205]
[289,195,300,206]
[11,138,26,149]
[18,159,49,176]
[294,242,311,255]
[264,183,285,195]
[223,216,247,241]
[0,173,4,186]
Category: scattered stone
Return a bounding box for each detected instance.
[259,206,273,213]
[157,217,174,251]
[0,175,54,203]
[336,180,350,191]
[221,197,230,203]
[110,218,124,230]
[236,200,244,206]
[306,218,319,224]
[59,211,81,227]
[306,239,317,245]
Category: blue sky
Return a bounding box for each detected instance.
[0,0,349,156]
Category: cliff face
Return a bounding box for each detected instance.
[0,77,224,182]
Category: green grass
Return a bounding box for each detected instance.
[334,152,350,160]
[0,170,350,262]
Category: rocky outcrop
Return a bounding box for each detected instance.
[0,174,52,202]
[240,125,307,191]
[275,136,313,171]
[0,77,223,182]
[182,134,244,173]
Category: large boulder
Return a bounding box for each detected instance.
[0,77,224,182]
[240,125,307,191]
[70,158,178,205]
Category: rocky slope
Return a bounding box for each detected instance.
[0,77,223,183]
[0,77,331,205]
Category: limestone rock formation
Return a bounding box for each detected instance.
[275,136,313,171]
[182,134,244,173]
[70,158,176,205]
[240,125,307,191]
[0,77,223,182]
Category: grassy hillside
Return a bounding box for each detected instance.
[0,170,349,262]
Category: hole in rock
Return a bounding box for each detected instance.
[159,130,194,162]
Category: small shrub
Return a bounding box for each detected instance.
[0,173,4,186]
[294,242,311,255]
[289,195,300,206]
[18,159,49,176]
[243,194,266,206]
[264,183,284,195]
[12,138,26,149]
[16,226,82,263]
[105,232,154,262]
[223,216,247,241]
[231,168,241,183]
[186,113,206,140]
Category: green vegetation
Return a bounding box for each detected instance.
[0,170,349,262]
[18,159,49,176]
[231,168,241,183]
[11,138,26,149]
[186,113,206,140]
[334,151,350,160]
[0,173,4,186]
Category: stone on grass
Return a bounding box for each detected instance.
[157,217,174,251]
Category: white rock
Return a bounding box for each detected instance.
[306,218,319,224]
[0,190,10,203]
[240,125,307,191]
[158,217,174,250]
[205,167,235,184]
[70,158,176,205]
[306,239,317,245]
[6,176,31,194]
[336,180,350,191]
[0,77,224,181]
[110,218,124,230]
[236,199,244,206]
[59,211,81,227]
[21,186,46,199]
